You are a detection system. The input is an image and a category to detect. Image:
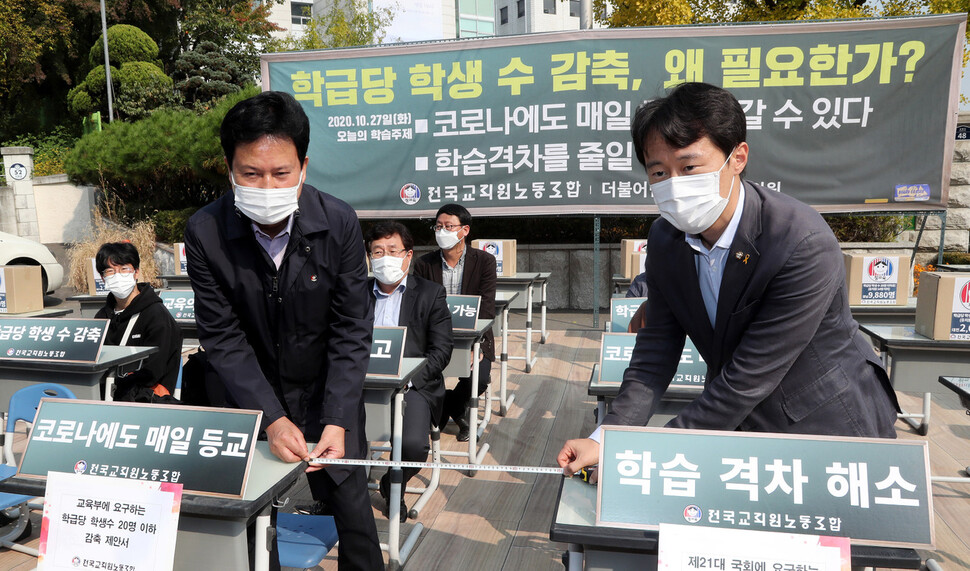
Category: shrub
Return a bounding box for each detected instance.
[152,208,199,243]
[88,24,160,68]
[0,126,78,183]
[942,251,970,264]
[823,215,907,242]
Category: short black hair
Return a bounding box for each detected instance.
[95,242,140,275]
[435,203,471,227]
[220,91,310,169]
[631,82,746,168]
[365,221,414,253]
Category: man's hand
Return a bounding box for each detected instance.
[557,438,600,477]
[306,424,346,473]
[265,417,309,463]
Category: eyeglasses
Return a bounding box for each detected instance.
[370,248,408,259]
[102,267,135,278]
[431,223,463,232]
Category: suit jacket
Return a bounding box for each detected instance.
[604,181,900,438]
[184,184,373,481]
[412,245,497,362]
[368,275,454,425]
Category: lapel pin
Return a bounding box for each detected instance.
[735,251,749,264]
[310,274,318,282]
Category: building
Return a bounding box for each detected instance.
[494,0,585,35]
[265,0,315,38]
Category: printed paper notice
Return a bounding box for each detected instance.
[658,523,850,571]
[39,472,182,571]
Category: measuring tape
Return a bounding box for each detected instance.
[307,456,567,475]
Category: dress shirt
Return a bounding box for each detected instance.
[372,276,408,327]
[441,243,467,295]
[684,184,746,326]
[252,214,295,270]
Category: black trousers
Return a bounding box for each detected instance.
[306,464,384,570]
[443,357,492,421]
[399,388,434,485]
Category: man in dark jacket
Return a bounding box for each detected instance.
[94,242,182,401]
[184,91,382,569]
[365,221,452,522]
[412,203,496,442]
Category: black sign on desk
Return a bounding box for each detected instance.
[446,295,481,331]
[159,290,195,322]
[0,318,108,363]
[18,400,262,498]
[368,326,406,377]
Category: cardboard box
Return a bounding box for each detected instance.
[472,239,517,277]
[843,253,909,306]
[175,242,189,275]
[0,265,43,314]
[915,272,970,340]
[87,258,108,296]
[620,239,648,278]
[628,252,648,279]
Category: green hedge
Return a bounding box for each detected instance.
[88,24,160,68]
[153,207,199,243]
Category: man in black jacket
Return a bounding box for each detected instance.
[184,91,382,569]
[412,204,496,442]
[94,242,182,401]
[365,221,452,522]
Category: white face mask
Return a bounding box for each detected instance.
[435,228,461,250]
[372,254,408,285]
[231,170,304,225]
[104,273,137,299]
[650,148,736,235]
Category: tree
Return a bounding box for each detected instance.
[68,24,177,121]
[179,0,284,79]
[275,0,396,51]
[173,40,250,109]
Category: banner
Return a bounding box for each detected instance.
[263,14,965,217]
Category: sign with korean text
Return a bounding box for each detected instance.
[610,297,646,332]
[950,276,970,339]
[39,472,181,571]
[263,15,965,217]
[658,524,850,571]
[159,290,195,322]
[90,259,107,296]
[446,294,481,330]
[18,400,262,498]
[599,332,636,383]
[0,318,108,363]
[597,333,706,388]
[368,325,406,377]
[598,427,934,548]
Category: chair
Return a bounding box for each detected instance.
[0,383,77,555]
[276,512,339,569]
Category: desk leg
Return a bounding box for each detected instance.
[540,280,548,344]
[897,392,932,436]
[525,284,534,373]
[499,304,515,416]
[254,505,271,571]
[566,543,584,571]
[388,391,404,568]
[467,340,489,475]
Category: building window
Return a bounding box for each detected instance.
[569,0,579,17]
[458,0,495,37]
[291,1,312,26]
[544,0,555,14]
[517,0,524,17]
[500,6,508,24]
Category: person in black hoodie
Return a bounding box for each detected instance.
[94,242,182,401]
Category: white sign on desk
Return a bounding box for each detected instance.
[658,523,849,571]
[40,472,182,571]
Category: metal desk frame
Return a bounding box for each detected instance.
[364,357,429,569]
[860,324,970,436]
[496,273,540,373]
[492,290,518,416]
[440,319,493,474]
[0,308,74,318]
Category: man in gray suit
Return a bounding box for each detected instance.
[559,82,900,475]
